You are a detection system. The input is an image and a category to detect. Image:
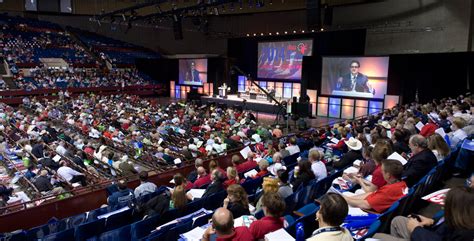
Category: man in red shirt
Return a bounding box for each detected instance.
[343,159,408,213]
[249,192,285,239]
[193,166,211,188]
[202,208,255,241]
[234,153,258,173]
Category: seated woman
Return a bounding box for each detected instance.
[448,117,467,148]
[373,186,474,241]
[251,159,269,179]
[169,185,189,210]
[249,192,286,240]
[223,184,250,219]
[291,160,316,191]
[223,167,240,189]
[427,133,451,161]
[173,173,194,193]
[307,193,353,241]
[255,177,279,213]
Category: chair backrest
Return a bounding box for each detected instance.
[67,213,88,229]
[0,230,27,241]
[41,228,75,241]
[97,225,131,241]
[283,153,300,166]
[104,208,135,232]
[74,218,106,241]
[241,177,264,195]
[192,213,213,229]
[130,215,161,240]
[356,220,381,241]
[203,190,227,210]
[164,220,193,241]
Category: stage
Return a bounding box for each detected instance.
[201,94,284,114]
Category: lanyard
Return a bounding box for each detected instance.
[312,226,342,236]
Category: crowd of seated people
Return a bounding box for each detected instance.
[13,66,151,90]
[0,92,472,241]
[0,15,96,69]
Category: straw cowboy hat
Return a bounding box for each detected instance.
[344,137,363,151]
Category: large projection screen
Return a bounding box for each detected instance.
[321,56,389,99]
[257,39,313,80]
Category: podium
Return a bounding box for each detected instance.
[218,85,230,98]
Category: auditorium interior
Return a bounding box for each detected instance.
[0,0,473,240]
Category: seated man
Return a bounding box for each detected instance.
[233,154,258,173]
[342,159,408,213]
[193,166,211,188]
[134,171,157,198]
[202,207,255,241]
[34,169,65,194]
[403,135,437,187]
[57,161,87,186]
[108,180,134,209]
[202,169,224,199]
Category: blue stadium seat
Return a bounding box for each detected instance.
[41,228,75,241]
[162,219,193,241]
[203,191,227,210]
[104,208,136,231]
[130,215,161,240]
[0,230,27,241]
[192,213,213,229]
[96,225,131,241]
[74,218,106,241]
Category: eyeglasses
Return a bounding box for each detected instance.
[350,66,359,69]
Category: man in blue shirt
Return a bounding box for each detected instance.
[107,180,134,209]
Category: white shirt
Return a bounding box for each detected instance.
[311,161,328,181]
[450,129,467,148]
[134,182,157,198]
[56,145,67,156]
[286,145,300,155]
[57,166,82,182]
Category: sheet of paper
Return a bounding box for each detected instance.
[244,169,258,179]
[386,130,392,138]
[187,189,206,200]
[52,155,61,162]
[415,121,424,131]
[330,137,339,144]
[434,127,446,137]
[348,207,369,216]
[240,146,252,159]
[180,227,206,241]
[264,228,295,241]
[387,152,407,165]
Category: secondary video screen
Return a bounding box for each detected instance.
[178,59,207,86]
[321,56,390,99]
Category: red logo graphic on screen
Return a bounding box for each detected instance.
[298,43,308,55]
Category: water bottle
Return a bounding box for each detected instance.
[295,222,305,241]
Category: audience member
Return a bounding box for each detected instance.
[202,207,254,241]
[223,184,250,219]
[343,159,408,213]
[107,180,134,209]
[427,133,451,161]
[403,135,438,187]
[249,192,286,239]
[134,171,157,198]
[309,149,327,181]
[307,193,353,241]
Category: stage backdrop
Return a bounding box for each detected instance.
[321,56,389,99]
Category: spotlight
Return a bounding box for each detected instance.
[320,28,324,31]
[253,33,256,36]
[269,32,272,35]
[260,33,264,36]
[311,29,315,32]
[293,30,296,33]
[301,30,305,33]
[276,32,279,35]
[246,34,250,37]
[284,31,287,34]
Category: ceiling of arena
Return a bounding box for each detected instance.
[80,0,382,16]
